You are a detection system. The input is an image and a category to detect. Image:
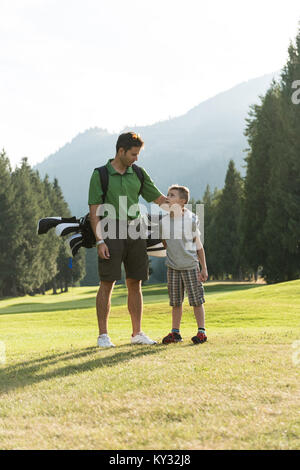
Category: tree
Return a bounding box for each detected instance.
[242,86,281,277]
[10,158,44,295]
[213,161,244,280]
[262,31,300,281]
[242,27,300,282]
[50,177,86,292]
[0,150,16,296]
[191,185,224,280]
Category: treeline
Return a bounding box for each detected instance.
[0,153,86,297]
[193,29,300,283]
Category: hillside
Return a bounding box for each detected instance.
[35,72,278,216]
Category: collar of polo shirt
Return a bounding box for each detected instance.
[107,159,134,175]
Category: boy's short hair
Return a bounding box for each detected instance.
[116,132,144,152]
[168,184,190,203]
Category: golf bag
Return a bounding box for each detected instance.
[37,213,166,258]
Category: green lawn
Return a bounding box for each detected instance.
[0,280,299,450]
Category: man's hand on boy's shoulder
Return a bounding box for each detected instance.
[153,194,170,211]
[198,266,208,282]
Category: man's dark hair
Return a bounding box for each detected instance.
[116,132,144,153]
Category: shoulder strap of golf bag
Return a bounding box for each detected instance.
[94,164,144,203]
[132,164,144,196]
[94,166,109,204]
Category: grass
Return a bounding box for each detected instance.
[0,280,299,450]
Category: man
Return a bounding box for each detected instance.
[88,132,168,347]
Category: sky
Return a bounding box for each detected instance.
[0,0,299,168]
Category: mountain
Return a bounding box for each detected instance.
[34,72,278,216]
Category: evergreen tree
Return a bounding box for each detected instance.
[214,161,244,279]
[10,158,43,295]
[71,249,86,286]
[80,248,99,286]
[30,172,60,294]
[55,244,72,292]
[50,177,86,292]
[194,185,223,280]
[44,176,71,294]
[0,150,16,296]
[262,30,300,281]
[200,185,215,279]
[242,85,281,278]
[242,28,300,282]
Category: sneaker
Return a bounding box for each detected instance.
[191,332,207,344]
[162,332,183,344]
[131,332,157,345]
[97,334,115,348]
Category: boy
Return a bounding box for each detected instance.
[160,185,208,345]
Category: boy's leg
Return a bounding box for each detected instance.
[162,268,184,344]
[172,305,183,330]
[162,304,183,344]
[192,304,207,343]
[167,267,185,310]
[181,268,205,309]
[181,269,207,344]
[193,304,205,330]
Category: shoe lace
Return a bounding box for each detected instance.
[100,335,110,341]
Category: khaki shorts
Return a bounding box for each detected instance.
[167,266,205,307]
[98,236,149,282]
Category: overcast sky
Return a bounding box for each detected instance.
[1,0,299,167]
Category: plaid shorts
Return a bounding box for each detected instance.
[167,266,205,307]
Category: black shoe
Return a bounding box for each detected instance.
[162,332,183,344]
[191,332,207,344]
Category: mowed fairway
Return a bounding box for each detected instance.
[0,280,299,450]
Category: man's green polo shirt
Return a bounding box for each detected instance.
[88,159,162,220]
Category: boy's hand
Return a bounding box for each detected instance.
[198,267,208,282]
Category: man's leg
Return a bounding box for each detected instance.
[96,280,115,335]
[126,278,142,336]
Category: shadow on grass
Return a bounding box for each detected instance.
[0,344,165,394]
[142,287,168,296]
[204,283,263,295]
[0,298,97,315]
[79,289,98,295]
[0,288,169,316]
